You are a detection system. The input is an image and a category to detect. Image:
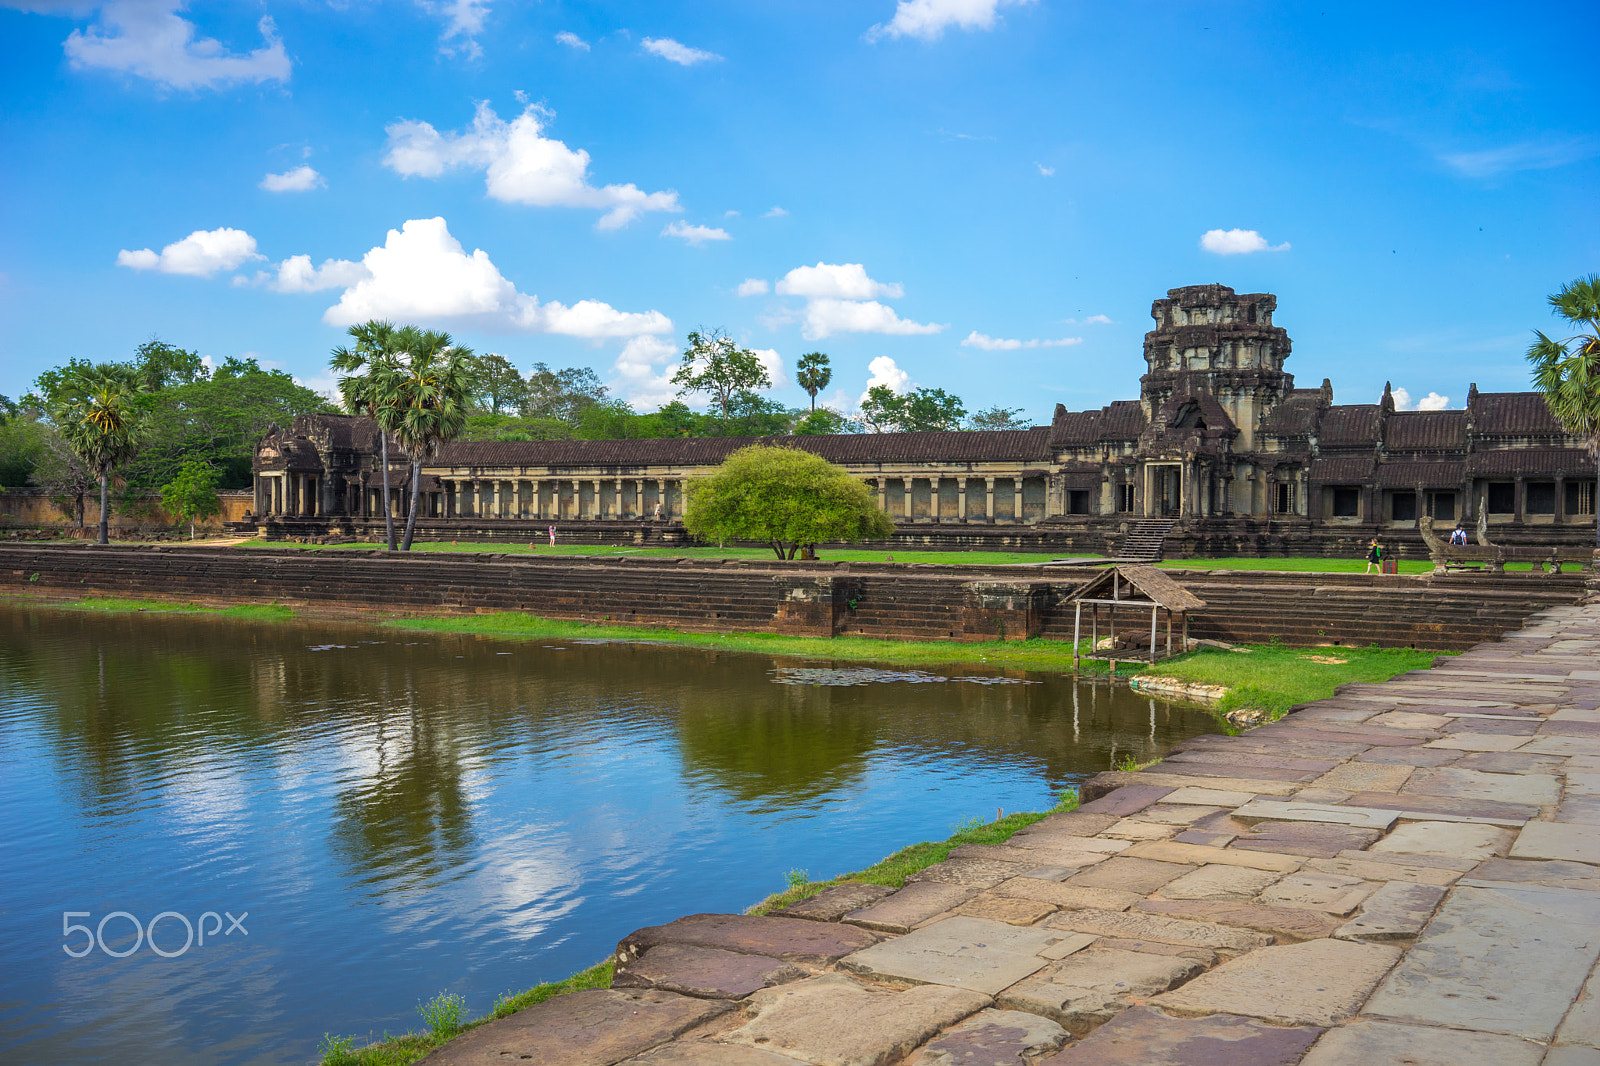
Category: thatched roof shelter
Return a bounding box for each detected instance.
[1067,565,1206,669]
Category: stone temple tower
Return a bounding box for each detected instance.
[1139,284,1294,450]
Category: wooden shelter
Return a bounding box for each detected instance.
[1067,564,1207,671]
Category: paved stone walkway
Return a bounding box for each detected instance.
[420,602,1600,1066]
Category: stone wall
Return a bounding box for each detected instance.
[0,489,253,534]
[0,545,1587,651]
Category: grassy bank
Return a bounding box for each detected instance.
[1134,642,1444,719]
[319,791,1079,1066]
[2,593,297,620]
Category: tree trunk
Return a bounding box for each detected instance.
[380,432,396,551]
[401,461,422,551]
[771,540,786,560]
[98,472,108,545]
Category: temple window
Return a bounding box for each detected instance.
[1068,490,1091,515]
[1429,492,1456,520]
[1331,487,1360,518]
[1526,482,1556,514]
[1566,481,1596,517]
[1117,484,1136,512]
[1275,482,1295,513]
[1487,483,1515,514]
[1391,492,1417,523]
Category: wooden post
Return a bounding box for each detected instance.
[1150,605,1158,665]
[1073,600,1082,671]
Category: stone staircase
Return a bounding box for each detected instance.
[1119,519,1175,561]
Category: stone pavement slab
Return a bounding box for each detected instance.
[1165,750,1340,773]
[727,975,989,1066]
[1426,733,1534,751]
[417,988,733,1066]
[1522,736,1600,758]
[996,948,1204,1031]
[1230,799,1398,830]
[910,859,1033,890]
[1370,821,1515,861]
[1082,770,1300,797]
[1064,857,1192,894]
[1454,751,1567,775]
[1544,1046,1600,1065]
[1100,818,1180,841]
[1354,746,1462,766]
[1157,864,1282,901]
[1556,796,1600,824]
[619,1043,811,1066]
[1155,786,1258,806]
[1296,1019,1545,1066]
[1363,885,1600,1042]
[1046,907,1273,951]
[1033,1006,1323,1066]
[1012,811,1121,836]
[1514,822,1600,865]
[1304,855,1463,887]
[776,884,896,923]
[908,1008,1069,1066]
[1259,871,1376,915]
[1134,804,1229,826]
[845,882,977,934]
[1340,789,1537,824]
[1332,881,1445,941]
[989,877,1142,912]
[952,893,1058,927]
[616,914,878,968]
[1555,959,1600,1050]
[1123,839,1303,873]
[1228,820,1382,858]
[1403,767,1563,806]
[1132,899,1340,941]
[1075,784,1176,814]
[1307,763,1416,793]
[1153,938,1403,1026]
[1465,858,1600,892]
[612,944,807,999]
[1151,761,1322,783]
[837,916,1071,995]
[948,843,1113,868]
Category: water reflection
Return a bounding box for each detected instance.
[0,604,1218,1066]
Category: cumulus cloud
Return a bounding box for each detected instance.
[24,0,293,90]
[736,278,769,297]
[750,348,788,389]
[763,205,788,218]
[805,299,943,341]
[641,37,721,65]
[1077,314,1113,325]
[858,355,911,405]
[609,334,680,407]
[1199,228,1290,255]
[1392,387,1451,412]
[422,0,490,57]
[777,262,904,300]
[116,226,263,276]
[554,30,589,50]
[661,220,731,245]
[383,101,681,230]
[320,217,672,337]
[256,255,369,294]
[260,165,323,193]
[867,0,1035,42]
[961,331,1082,351]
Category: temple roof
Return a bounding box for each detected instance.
[1318,405,1381,447]
[1469,392,1567,436]
[1050,400,1148,446]
[1385,411,1467,451]
[1465,447,1596,477]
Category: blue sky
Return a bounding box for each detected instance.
[1,0,1596,422]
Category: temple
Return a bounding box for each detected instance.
[251,284,1598,556]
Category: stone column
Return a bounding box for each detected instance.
[1556,476,1567,525]
[902,478,912,522]
[1515,476,1526,525]
[593,479,603,519]
[957,478,967,522]
[613,478,623,519]
[877,479,887,515]
[985,478,995,521]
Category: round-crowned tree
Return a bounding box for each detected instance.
[684,444,895,560]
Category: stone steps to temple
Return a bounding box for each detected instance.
[1120,519,1176,561]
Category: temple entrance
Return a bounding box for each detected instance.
[1146,464,1183,517]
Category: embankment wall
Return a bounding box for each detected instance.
[0,545,1589,651]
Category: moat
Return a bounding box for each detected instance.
[0,603,1218,1066]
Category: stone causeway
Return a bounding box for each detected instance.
[418,601,1600,1065]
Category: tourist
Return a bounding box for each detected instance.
[1450,525,1468,546]
[548,524,556,548]
[653,501,663,521]
[1365,538,1382,574]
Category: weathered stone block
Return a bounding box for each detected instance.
[1297,1019,1544,1066]
[844,882,977,934]
[1121,840,1303,873]
[1132,898,1340,941]
[989,877,1142,912]
[837,916,1069,995]
[1258,871,1375,915]
[1332,880,1444,941]
[1045,907,1272,951]
[1157,864,1282,902]
[1035,1006,1323,1065]
[909,1008,1069,1066]
[616,913,878,968]
[775,883,895,923]
[1153,938,1402,1025]
[1512,821,1600,865]
[1065,857,1193,894]
[612,944,806,999]
[1369,821,1515,861]
[1229,820,1382,859]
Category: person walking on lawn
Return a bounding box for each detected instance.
[1365,538,1383,574]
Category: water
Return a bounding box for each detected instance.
[0,603,1218,1066]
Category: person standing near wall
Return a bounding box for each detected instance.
[548,524,556,548]
[1365,537,1382,574]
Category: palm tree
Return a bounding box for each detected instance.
[332,321,406,551]
[796,351,832,411]
[382,327,475,551]
[50,363,147,545]
[1527,274,1600,549]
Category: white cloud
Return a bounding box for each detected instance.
[777,262,904,300]
[423,0,490,58]
[661,220,732,245]
[724,209,740,217]
[383,101,681,230]
[1199,228,1291,255]
[260,165,323,193]
[319,217,672,337]
[554,30,589,51]
[750,348,788,389]
[867,0,1035,42]
[609,334,680,408]
[38,0,292,90]
[641,37,721,65]
[257,254,370,294]
[1079,314,1113,325]
[1035,162,1054,176]
[804,298,943,341]
[961,331,1082,351]
[763,205,788,218]
[116,226,263,276]
[736,278,769,297]
[1439,137,1596,179]
[1392,387,1451,412]
[858,355,911,404]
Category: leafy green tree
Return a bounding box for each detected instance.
[332,321,409,551]
[793,408,855,436]
[379,327,475,551]
[523,363,609,423]
[796,352,832,411]
[671,329,772,419]
[967,405,1032,431]
[469,353,527,414]
[858,384,966,432]
[1528,273,1600,548]
[131,339,209,391]
[30,429,96,530]
[683,444,894,560]
[160,460,222,539]
[0,407,52,488]
[48,362,149,545]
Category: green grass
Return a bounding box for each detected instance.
[1160,557,1438,574]
[383,611,1117,673]
[31,596,297,620]
[238,538,1091,567]
[1135,642,1445,719]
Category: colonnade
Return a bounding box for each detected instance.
[439,477,681,521]
[869,475,1031,522]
